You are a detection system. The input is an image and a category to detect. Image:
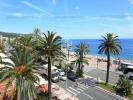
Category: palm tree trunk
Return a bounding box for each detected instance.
[48,57,51,100]
[79,61,81,69]
[106,51,110,84]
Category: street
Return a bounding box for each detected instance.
[83,66,123,85]
[57,78,123,100]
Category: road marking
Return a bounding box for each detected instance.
[78,85,87,90]
[79,84,89,89]
[113,74,119,77]
[83,93,93,99]
[72,85,87,91]
[67,89,77,96]
[69,87,80,93]
[72,84,88,90]
[76,87,84,92]
[60,81,65,83]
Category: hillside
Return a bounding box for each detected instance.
[0,31,32,38]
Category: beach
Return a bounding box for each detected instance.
[68,53,119,72]
[67,39,133,61]
[86,57,118,71]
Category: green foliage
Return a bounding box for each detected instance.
[38,31,63,99]
[76,67,83,77]
[98,82,113,92]
[98,33,121,55]
[72,42,89,77]
[68,64,73,71]
[38,31,63,58]
[0,36,42,100]
[37,93,48,100]
[115,75,133,96]
[98,33,121,84]
[129,94,133,100]
[0,43,4,52]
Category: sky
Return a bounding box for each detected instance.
[0,0,133,39]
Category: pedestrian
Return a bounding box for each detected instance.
[75,79,79,87]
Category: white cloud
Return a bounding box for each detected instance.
[128,0,133,4]
[21,1,53,16]
[8,12,43,19]
[10,13,25,17]
[69,16,123,23]
[126,16,133,20]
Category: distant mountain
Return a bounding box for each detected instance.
[0,31,32,38]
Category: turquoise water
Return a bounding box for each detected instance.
[64,39,133,61]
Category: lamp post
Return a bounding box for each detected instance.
[65,40,72,89]
[97,55,100,83]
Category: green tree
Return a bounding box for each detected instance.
[98,33,121,84]
[73,42,89,77]
[0,43,4,52]
[0,36,41,100]
[38,31,62,100]
[115,75,133,96]
[10,36,36,51]
[33,28,41,41]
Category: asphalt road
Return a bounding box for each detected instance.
[57,78,123,100]
[83,65,124,85]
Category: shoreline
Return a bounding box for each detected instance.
[68,52,133,72]
[69,51,133,63]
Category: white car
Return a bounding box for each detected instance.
[126,72,133,80]
[57,69,67,81]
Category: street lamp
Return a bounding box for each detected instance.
[65,40,72,89]
[97,55,100,83]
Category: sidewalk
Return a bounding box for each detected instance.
[53,84,79,100]
[83,74,127,100]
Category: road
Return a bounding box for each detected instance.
[57,78,123,100]
[83,66,123,85]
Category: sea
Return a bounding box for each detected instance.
[63,39,133,61]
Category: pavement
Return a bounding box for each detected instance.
[56,78,124,100]
[38,62,126,100]
[83,66,123,85]
[53,83,78,100]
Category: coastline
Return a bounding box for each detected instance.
[65,39,133,62]
[67,52,133,72]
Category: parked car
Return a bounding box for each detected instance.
[56,69,67,81]
[51,71,60,82]
[123,65,133,80]
[126,72,133,80]
[67,71,77,81]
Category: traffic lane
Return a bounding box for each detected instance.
[57,79,122,100]
[84,87,122,100]
[86,69,119,84]
[56,79,74,89]
[57,80,94,100]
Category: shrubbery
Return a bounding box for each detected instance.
[114,75,133,96]
[76,68,83,77]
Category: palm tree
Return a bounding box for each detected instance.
[33,28,41,40]
[0,43,4,52]
[73,42,89,77]
[0,36,41,100]
[10,36,36,51]
[38,31,62,100]
[98,33,121,84]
